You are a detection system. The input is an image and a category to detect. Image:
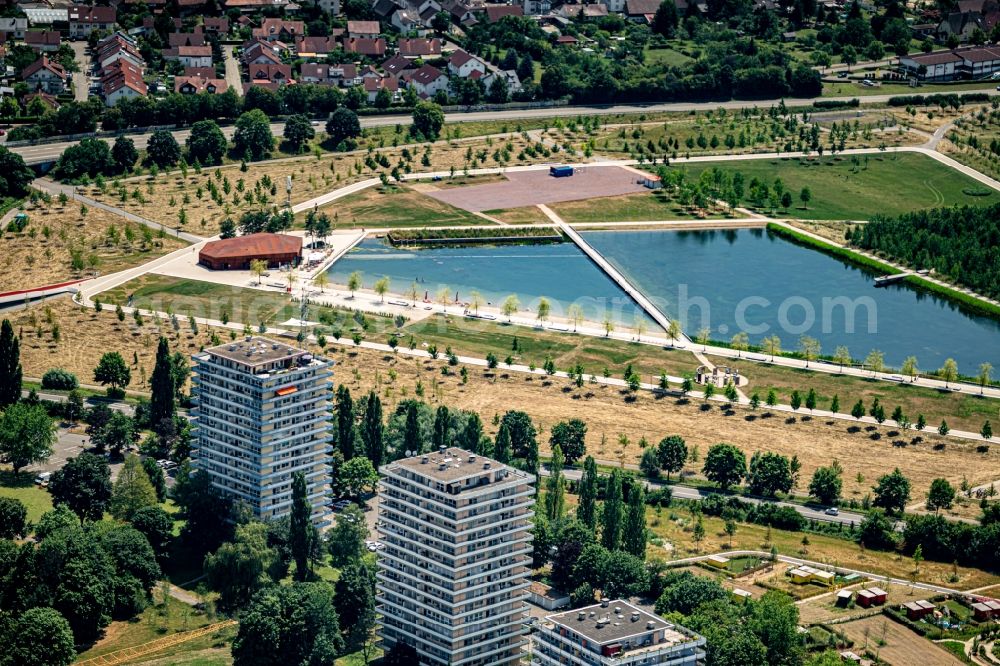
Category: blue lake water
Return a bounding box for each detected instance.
[325,238,652,327]
[584,228,1000,374]
[328,231,1000,375]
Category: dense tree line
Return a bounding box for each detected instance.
[848,203,1000,300]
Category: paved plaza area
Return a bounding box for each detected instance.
[425,165,648,212]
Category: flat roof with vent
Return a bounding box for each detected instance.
[202,336,310,367]
[390,447,528,484]
[545,600,675,645]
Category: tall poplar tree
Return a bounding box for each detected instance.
[361,392,384,467]
[622,483,647,557]
[494,422,512,464]
[149,337,175,428]
[544,444,565,521]
[289,471,313,581]
[0,319,22,407]
[432,406,449,450]
[576,456,599,531]
[601,470,624,551]
[335,385,356,459]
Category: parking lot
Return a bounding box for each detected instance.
[425,166,648,212]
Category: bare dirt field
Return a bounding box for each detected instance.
[425,166,648,212]
[0,205,186,292]
[838,615,965,666]
[11,299,1000,504]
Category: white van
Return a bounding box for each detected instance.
[34,472,51,485]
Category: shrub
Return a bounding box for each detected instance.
[41,368,79,390]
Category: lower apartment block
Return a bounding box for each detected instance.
[532,600,706,666]
[377,447,535,666]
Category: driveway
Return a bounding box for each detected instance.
[224,46,243,97]
[70,41,90,103]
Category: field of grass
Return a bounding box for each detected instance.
[483,206,552,225]
[0,470,52,523]
[821,79,1000,98]
[643,46,694,67]
[314,184,487,228]
[678,153,993,220]
[838,615,965,666]
[646,506,999,590]
[75,594,230,663]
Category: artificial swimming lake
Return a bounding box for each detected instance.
[328,230,1000,374]
[325,238,653,327]
[584,228,1000,374]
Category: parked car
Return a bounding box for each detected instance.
[34,472,51,485]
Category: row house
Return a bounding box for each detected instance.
[68,5,117,39]
[253,18,304,42]
[96,32,144,71]
[175,74,229,94]
[343,36,387,57]
[300,62,361,86]
[25,30,61,52]
[102,59,147,105]
[398,37,441,58]
[22,55,67,95]
[164,45,213,69]
[224,0,297,12]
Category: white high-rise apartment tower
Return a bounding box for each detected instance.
[191,337,333,525]
[377,447,534,665]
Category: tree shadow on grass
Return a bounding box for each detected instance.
[0,470,35,488]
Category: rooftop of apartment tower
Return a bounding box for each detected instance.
[545,600,682,645]
[199,336,319,369]
[389,447,530,484]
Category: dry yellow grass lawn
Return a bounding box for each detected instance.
[797,581,928,625]
[13,299,1000,506]
[838,615,965,666]
[0,205,186,292]
[86,136,553,233]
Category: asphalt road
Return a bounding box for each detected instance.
[9,87,1000,165]
[546,466,870,528]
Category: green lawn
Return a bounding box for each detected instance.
[678,152,994,220]
[644,46,694,67]
[821,79,1000,98]
[316,185,487,228]
[0,471,52,524]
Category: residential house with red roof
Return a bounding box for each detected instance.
[68,5,116,39]
[242,39,283,66]
[294,35,338,58]
[485,4,523,21]
[403,63,448,97]
[95,32,145,71]
[381,54,414,76]
[22,55,66,95]
[448,49,487,77]
[175,75,229,94]
[168,31,207,47]
[343,37,387,57]
[203,17,231,34]
[299,62,361,86]
[164,44,213,68]
[245,62,293,92]
[364,73,398,102]
[24,30,61,52]
[102,60,147,106]
[398,37,441,58]
[253,18,304,42]
[347,20,380,38]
